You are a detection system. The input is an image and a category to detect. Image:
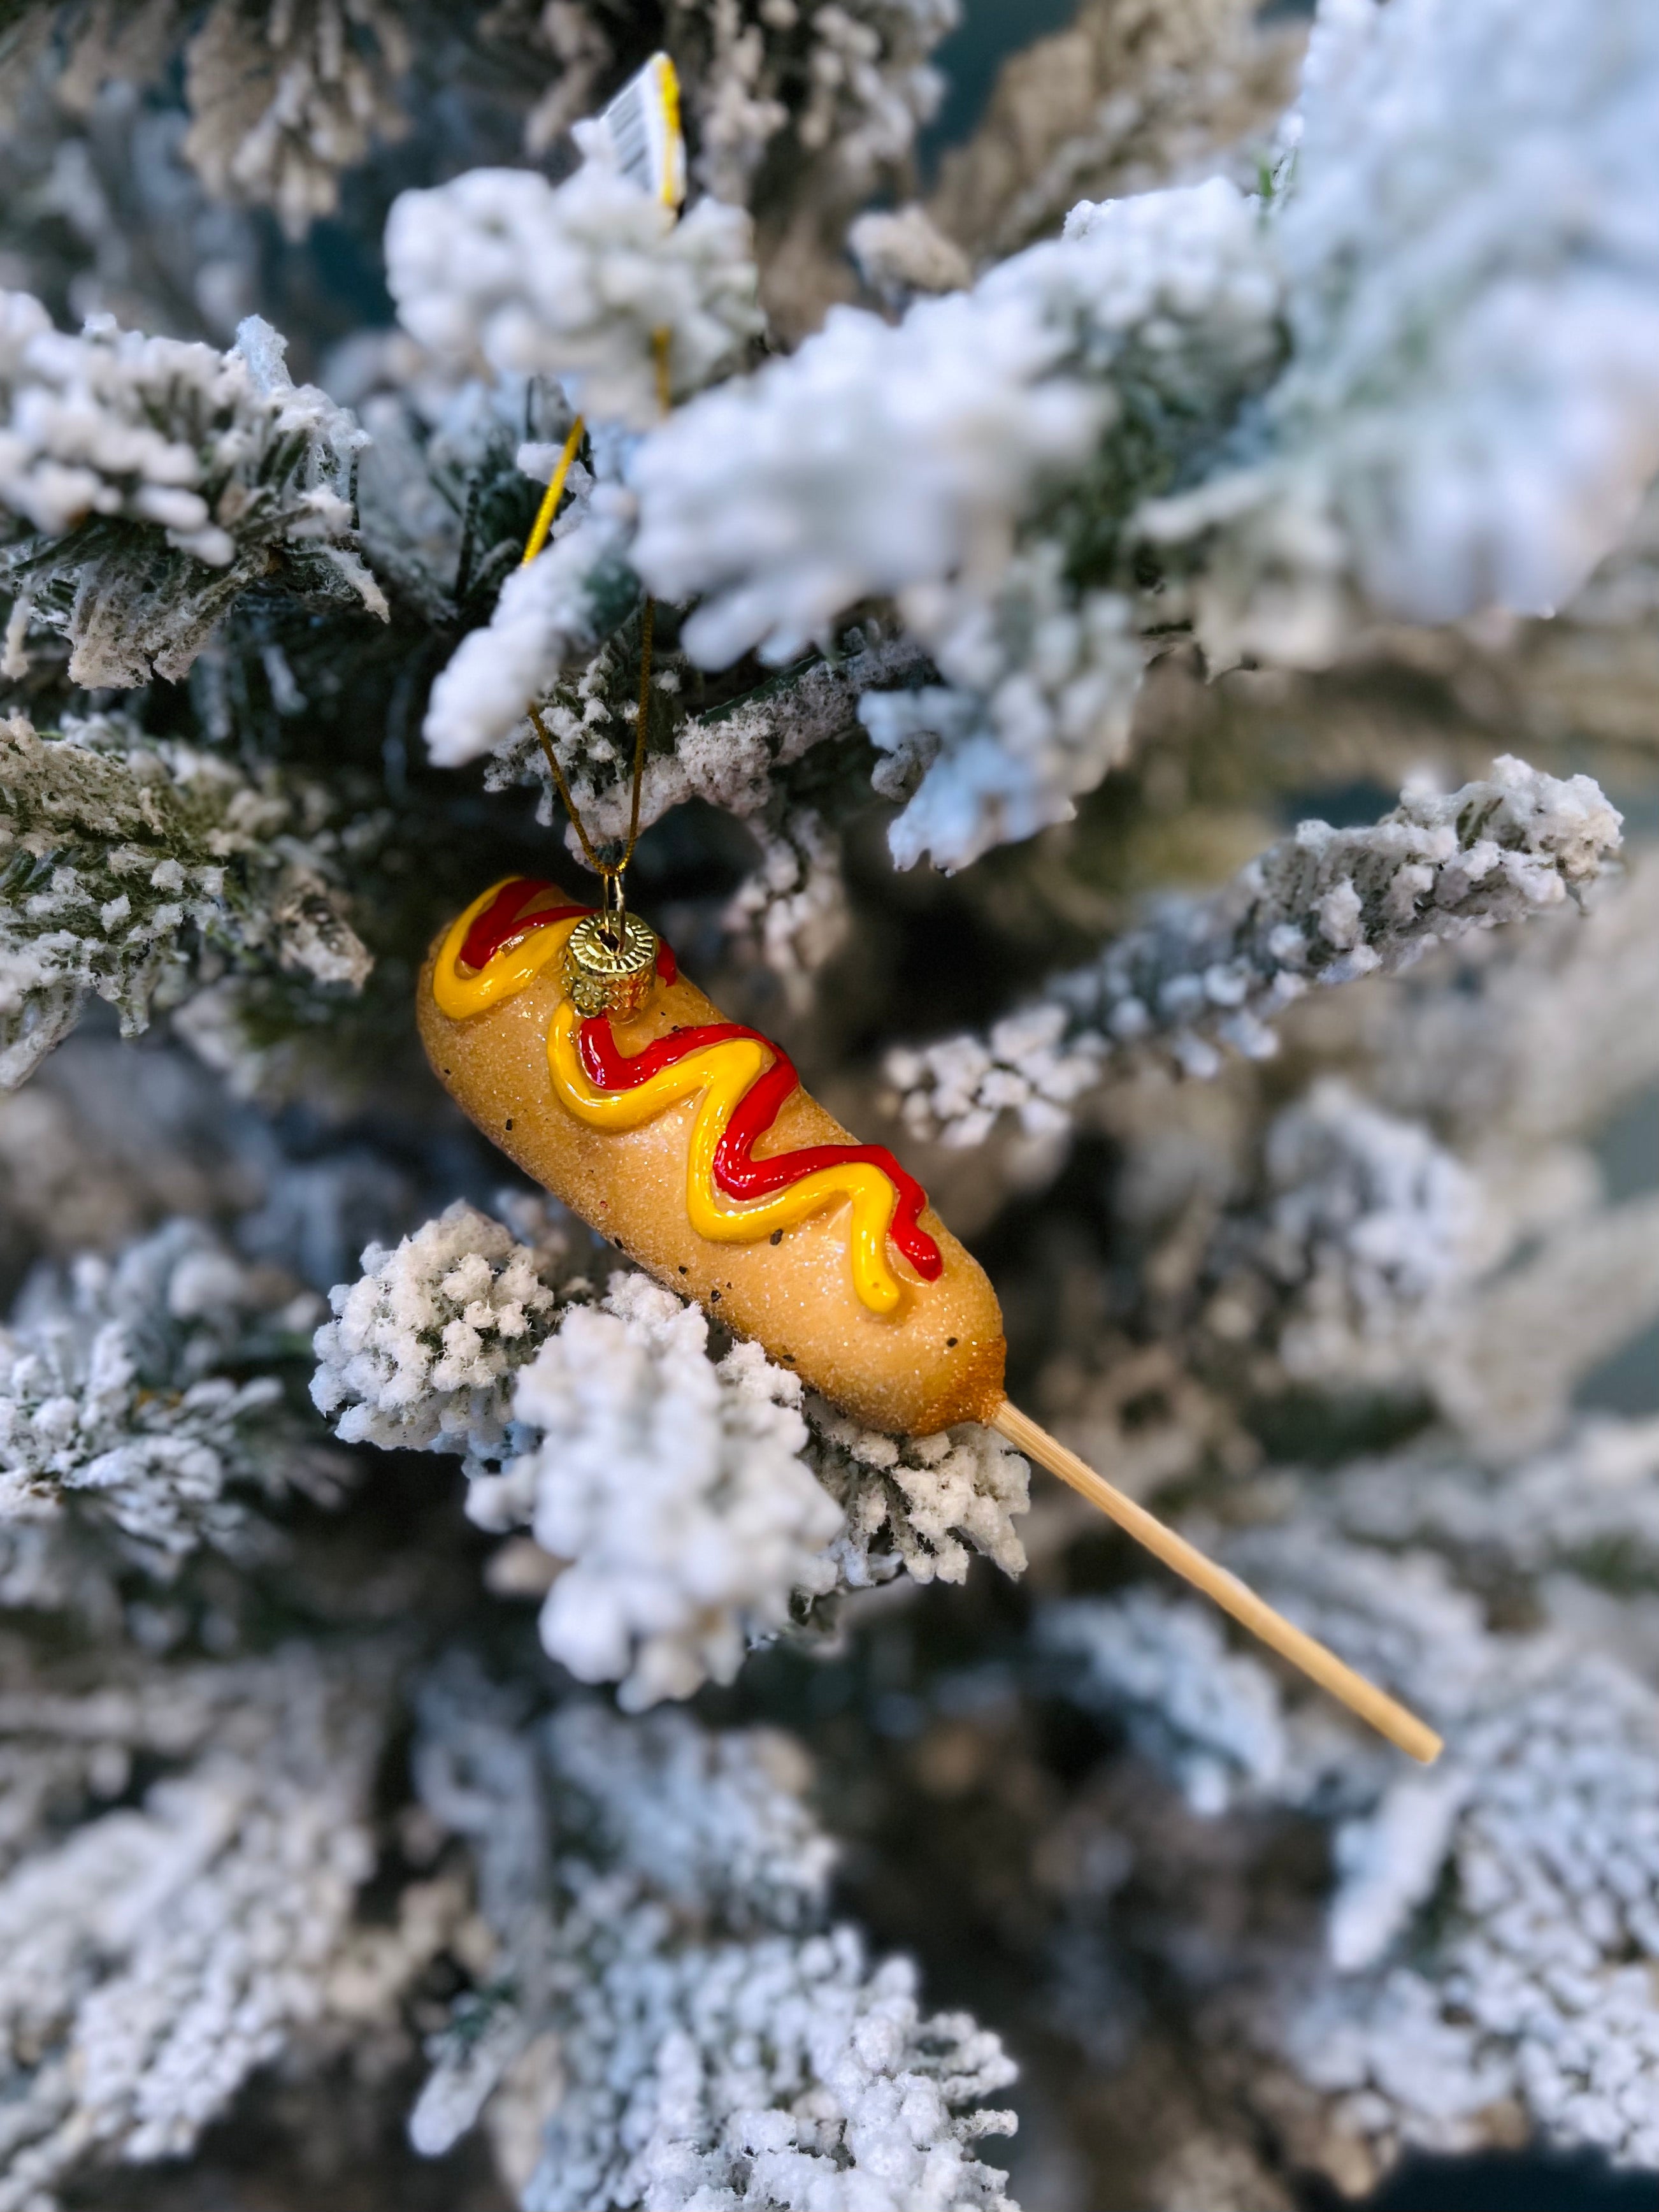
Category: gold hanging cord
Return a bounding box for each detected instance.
[517,45,684,944]
[520,346,672,944]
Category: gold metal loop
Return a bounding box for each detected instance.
[526,595,655,892]
[520,430,660,1018]
[561,907,660,1019]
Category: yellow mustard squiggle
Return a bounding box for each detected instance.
[432,883,910,1314]
[431,879,579,1020]
[545,1001,907,1315]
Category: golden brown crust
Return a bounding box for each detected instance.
[417,932,1007,1435]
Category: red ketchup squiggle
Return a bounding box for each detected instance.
[577,1017,944,1282]
[459,877,677,982]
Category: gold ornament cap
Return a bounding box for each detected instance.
[562,907,659,1018]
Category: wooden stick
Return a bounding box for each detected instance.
[993,1402,1442,1765]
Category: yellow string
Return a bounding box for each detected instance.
[656,54,683,208]
[521,416,586,569]
[524,51,676,576]
[519,91,675,900]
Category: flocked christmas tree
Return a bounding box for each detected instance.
[1,1,1658,2206]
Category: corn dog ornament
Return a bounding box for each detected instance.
[422,874,1001,1438]
[418,873,1441,1767]
[420,47,1439,1766]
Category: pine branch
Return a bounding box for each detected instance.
[886,758,1622,1145]
[0,709,371,1087]
[0,1640,418,2208]
[313,1203,1033,1704]
[0,298,382,688]
[408,1663,1019,2208]
[0,1217,339,1593]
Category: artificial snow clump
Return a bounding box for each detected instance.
[410,1666,1019,2209]
[886,996,1103,1152]
[1284,1651,1659,2171]
[720,813,854,1008]
[540,1697,838,1926]
[385,151,763,431]
[182,0,413,240]
[629,247,1101,660]
[633,176,1277,667]
[1205,1081,1488,1392]
[310,1200,582,1474]
[1142,0,1659,663]
[0,711,372,1087]
[807,1401,1030,1591]
[526,1928,1019,2211]
[858,546,1147,871]
[315,1213,845,1706]
[0,1643,405,2211]
[888,758,1622,1141]
[0,1218,332,1580]
[312,1207,1032,1699]
[476,623,926,856]
[634,175,1282,866]
[477,1275,844,1709]
[1323,1417,1659,1588]
[1044,1591,1288,1816]
[0,298,378,686]
[675,0,956,213]
[420,488,640,768]
[847,203,973,305]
